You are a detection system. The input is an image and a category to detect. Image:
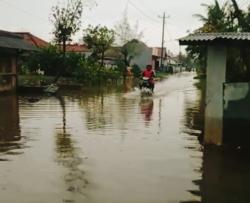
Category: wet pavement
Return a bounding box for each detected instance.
[0,72,249,203]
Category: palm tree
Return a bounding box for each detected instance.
[231,0,250,31]
[194,0,228,32]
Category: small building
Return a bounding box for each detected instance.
[14,32,49,48]
[65,43,92,57]
[151,47,167,70]
[104,41,152,70]
[0,30,36,92]
[104,43,170,71]
[179,32,250,146]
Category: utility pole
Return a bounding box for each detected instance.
[160,12,166,71]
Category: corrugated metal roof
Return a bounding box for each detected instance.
[179,32,250,45]
[0,30,37,51]
[14,32,49,48]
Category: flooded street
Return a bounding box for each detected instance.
[0,72,249,203]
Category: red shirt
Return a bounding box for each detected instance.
[143,69,154,78]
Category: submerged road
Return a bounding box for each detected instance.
[0,72,249,203]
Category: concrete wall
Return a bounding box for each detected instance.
[224,83,250,116]
[223,83,250,145]
[204,46,227,145]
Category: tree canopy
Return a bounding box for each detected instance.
[114,9,143,46]
[51,0,83,55]
[83,25,115,66]
[187,0,250,81]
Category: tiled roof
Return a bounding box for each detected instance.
[14,32,49,48]
[65,44,90,52]
[179,32,250,45]
[104,47,122,58]
[0,30,37,51]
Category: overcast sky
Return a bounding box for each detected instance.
[0,0,248,54]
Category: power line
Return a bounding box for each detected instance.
[127,0,160,23]
[134,0,162,18]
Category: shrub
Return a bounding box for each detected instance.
[22,46,62,76]
[132,64,141,78]
[73,59,120,84]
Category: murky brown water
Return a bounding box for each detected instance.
[0,73,249,203]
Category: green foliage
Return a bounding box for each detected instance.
[121,39,145,66]
[64,52,86,76]
[83,25,115,65]
[22,46,63,76]
[194,1,233,32]
[23,46,88,77]
[73,59,120,84]
[132,64,141,78]
[23,47,122,84]
[51,0,83,54]
[114,60,127,76]
[187,0,250,81]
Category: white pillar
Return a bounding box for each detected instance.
[204,46,227,145]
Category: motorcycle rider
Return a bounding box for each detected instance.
[140,65,155,92]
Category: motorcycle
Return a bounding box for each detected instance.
[139,77,154,96]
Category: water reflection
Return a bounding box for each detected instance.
[139,99,154,123]
[0,94,21,160]
[200,146,250,203]
[55,96,88,202]
[182,146,250,203]
[77,92,139,132]
[182,78,250,203]
[183,80,205,145]
[124,77,134,93]
[0,73,249,203]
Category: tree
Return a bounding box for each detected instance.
[121,39,144,66]
[114,9,143,45]
[194,0,236,32]
[83,25,115,66]
[187,0,250,80]
[51,0,83,57]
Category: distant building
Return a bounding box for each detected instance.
[104,42,160,70]
[0,30,36,92]
[64,43,92,57]
[151,47,167,69]
[103,41,177,71]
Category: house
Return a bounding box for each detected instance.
[0,30,36,92]
[179,32,250,146]
[15,32,92,57]
[103,41,152,69]
[65,43,92,57]
[151,47,167,70]
[104,42,165,70]
[14,32,49,48]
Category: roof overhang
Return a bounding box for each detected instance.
[179,32,250,46]
[0,30,38,51]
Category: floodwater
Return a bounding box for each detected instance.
[0,72,249,203]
